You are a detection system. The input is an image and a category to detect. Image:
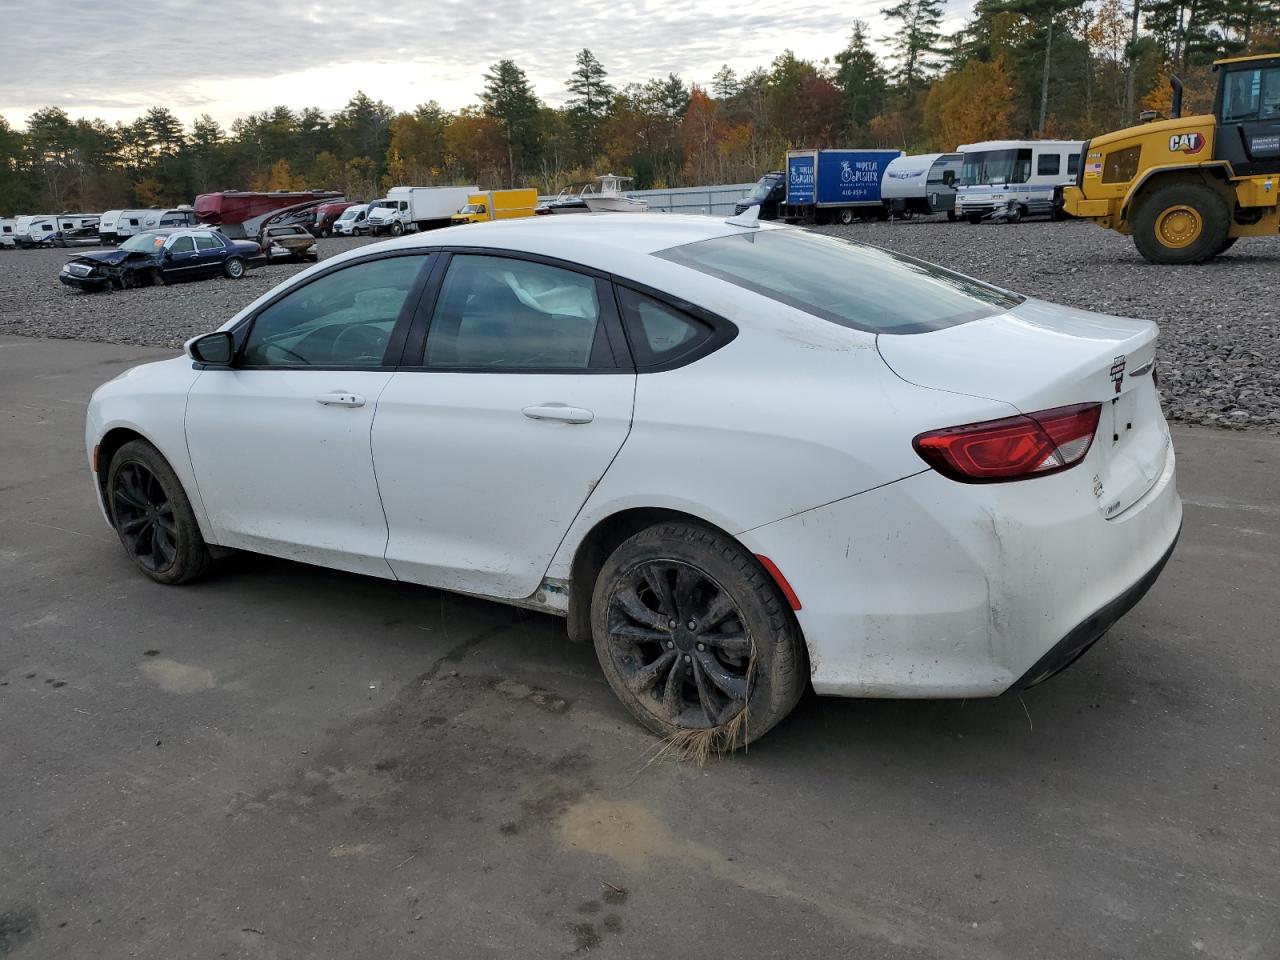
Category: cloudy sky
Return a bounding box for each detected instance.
[1,0,970,130]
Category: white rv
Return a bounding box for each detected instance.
[112,207,198,241]
[881,153,964,218]
[0,218,15,249]
[98,210,124,243]
[954,140,1084,222]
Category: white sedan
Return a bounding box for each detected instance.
[85,213,1182,745]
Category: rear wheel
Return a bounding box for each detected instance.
[838,208,855,225]
[223,257,245,279]
[1132,182,1230,264]
[107,440,211,584]
[590,522,806,748]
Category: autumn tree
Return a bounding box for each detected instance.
[923,56,1019,148]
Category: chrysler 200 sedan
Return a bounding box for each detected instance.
[85,213,1182,745]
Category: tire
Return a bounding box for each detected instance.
[1132,181,1230,265]
[106,440,211,585]
[590,522,806,747]
[1216,236,1238,256]
[151,268,166,287]
[223,257,245,279]
[389,222,404,237]
[838,208,855,225]
[947,210,958,222]
[967,213,983,225]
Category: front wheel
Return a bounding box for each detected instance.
[223,257,245,279]
[967,213,983,225]
[1132,181,1230,264]
[947,210,958,222]
[590,522,806,749]
[389,222,404,237]
[107,440,211,584]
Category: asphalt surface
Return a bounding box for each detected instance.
[1,335,1277,960]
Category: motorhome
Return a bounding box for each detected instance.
[954,140,1084,222]
[14,214,100,247]
[111,208,198,242]
[881,153,964,218]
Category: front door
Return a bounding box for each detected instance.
[373,252,635,599]
[185,252,435,576]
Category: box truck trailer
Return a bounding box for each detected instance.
[450,189,539,224]
[782,149,904,223]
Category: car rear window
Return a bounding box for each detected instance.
[655,228,1022,334]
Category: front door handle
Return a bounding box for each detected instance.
[315,391,366,408]
[522,403,594,424]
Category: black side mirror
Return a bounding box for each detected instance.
[163,249,173,260]
[187,331,234,365]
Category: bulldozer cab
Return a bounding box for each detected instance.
[1213,55,1280,176]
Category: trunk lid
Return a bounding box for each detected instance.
[878,297,1170,517]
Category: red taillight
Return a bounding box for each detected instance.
[913,403,1101,483]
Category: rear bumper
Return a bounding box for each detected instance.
[1011,526,1180,689]
[739,435,1182,698]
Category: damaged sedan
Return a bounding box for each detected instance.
[59,229,263,291]
[84,214,1182,748]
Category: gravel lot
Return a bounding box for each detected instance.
[1,220,1276,429]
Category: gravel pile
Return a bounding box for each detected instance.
[0,221,1276,430]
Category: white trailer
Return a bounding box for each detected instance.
[954,140,1084,223]
[14,214,99,247]
[0,218,16,249]
[113,207,198,241]
[881,153,964,218]
[367,186,478,235]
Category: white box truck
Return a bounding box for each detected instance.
[367,186,479,235]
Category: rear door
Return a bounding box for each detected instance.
[193,233,225,276]
[372,252,636,599]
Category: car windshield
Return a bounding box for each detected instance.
[747,178,778,201]
[655,228,1022,335]
[960,149,1033,185]
[337,208,360,220]
[119,233,167,252]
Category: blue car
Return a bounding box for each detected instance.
[59,228,265,291]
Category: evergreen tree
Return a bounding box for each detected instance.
[481,59,542,186]
[834,21,889,132]
[711,64,740,99]
[565,48,614,162]
[881,0,946,88]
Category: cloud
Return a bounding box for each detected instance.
[1,0,974,127]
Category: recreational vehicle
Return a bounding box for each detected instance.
[14,214,100,247]
[0,218,15,249]
[881,153,963,218]
[954,140,1084,222]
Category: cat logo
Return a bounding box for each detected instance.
[1168,132,1206,155]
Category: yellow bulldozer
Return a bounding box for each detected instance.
[1064,53,1280,263]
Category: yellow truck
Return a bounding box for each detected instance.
[450,189,538,225]
[1064,53,1280,263]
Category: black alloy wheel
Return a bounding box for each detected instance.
[605,559,753,729]
[110,461,178,573]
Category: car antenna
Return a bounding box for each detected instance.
[724,205,761,229]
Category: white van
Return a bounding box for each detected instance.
[332,203,369,236]
[954,140,1084,222]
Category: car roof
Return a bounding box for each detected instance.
[374,213,787,275]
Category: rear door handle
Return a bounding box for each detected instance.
[522,403,594,424]
[315,391,365,408]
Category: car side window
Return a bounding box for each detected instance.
[615,287,713,368]
[194,235,219,251]
[169,236,195,253]
[240,255,430,368]
[423,255,602,369]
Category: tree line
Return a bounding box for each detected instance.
[1,0,1277,215]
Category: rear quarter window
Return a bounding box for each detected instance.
[655,228,1021,335]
